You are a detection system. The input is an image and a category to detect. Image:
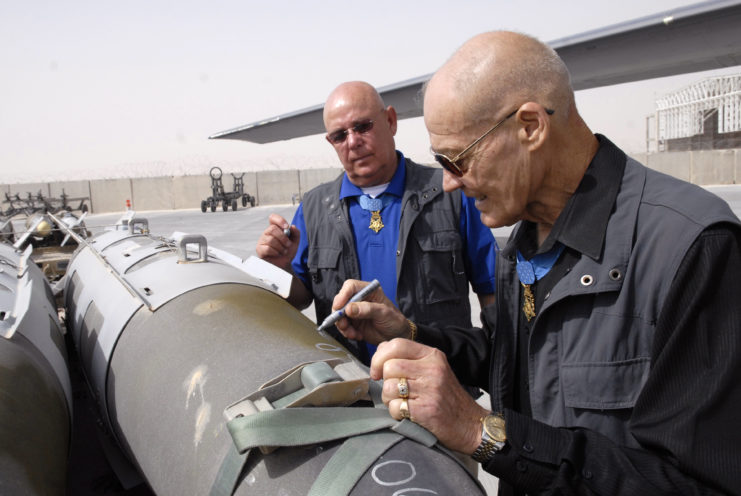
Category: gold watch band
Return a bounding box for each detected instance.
[471,414,507,463]
[471,440,501,463]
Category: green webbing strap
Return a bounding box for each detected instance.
[227,407,398,454]
[212,408,461,496]
[209,443,248,496]
[368,378,385,408]
[308,420,443,496]
[211,407,399,495]
[391,418,437,447]
[307,430,404,496]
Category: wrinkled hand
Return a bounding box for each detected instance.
[333,279,409,345]
[255,213,299,271]
[371,338,488,454]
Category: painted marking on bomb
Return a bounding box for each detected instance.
[315,342,343,352]
[192,299,227,316]
[371,459,439,495]
[371,460,416,486]
[193,403,212,446]
[392,489,438,495]
[314,342,355,362]
[182,365,211,446]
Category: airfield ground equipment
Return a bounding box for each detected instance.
[2,189,89,218]
[200,166,256,213]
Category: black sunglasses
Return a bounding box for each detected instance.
[327,119,375,144]
[432,107,554,177]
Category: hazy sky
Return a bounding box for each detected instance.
[1,1,739,184]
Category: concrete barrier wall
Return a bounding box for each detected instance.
[89,178,132,213]
[642,151,692,182]
[174,174,210,210]
[132,177,175,211]
[628,150,740,185]
[691,149,736,185]
[1,152,738,215]
[256,170,301,205]
[299,168,343,198]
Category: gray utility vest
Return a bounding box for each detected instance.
[302,160,473,348]
[491,158,740,447]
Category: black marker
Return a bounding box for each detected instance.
[316,279,381,332]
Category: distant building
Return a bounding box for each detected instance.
[649,74,741,152]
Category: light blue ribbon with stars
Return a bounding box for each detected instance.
[357,193,394,212]
[516,243,565,284]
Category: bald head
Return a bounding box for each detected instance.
[323,81,386,129]
[424,31,598,230]
[322,81,399,187]
[425,31,573,127]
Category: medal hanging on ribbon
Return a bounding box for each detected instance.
[368,210,384,233]
[358,194,392,234]
[515,243,565,322]
[516,260,537,322]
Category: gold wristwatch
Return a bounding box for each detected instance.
[471,413,507,463]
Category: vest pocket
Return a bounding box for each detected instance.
[416,231,466,304]
[307,246,342,287]
[308,246,342,270]
[561,357,650,410]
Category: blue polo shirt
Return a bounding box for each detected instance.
[291,152,498,356]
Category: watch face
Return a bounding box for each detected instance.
[483,415,506,442]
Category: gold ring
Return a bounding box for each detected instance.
[398,377,409,399]
[399,399,411,419]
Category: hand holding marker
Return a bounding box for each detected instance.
[316,279,381,332]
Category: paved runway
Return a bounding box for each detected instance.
[88,182,741,257]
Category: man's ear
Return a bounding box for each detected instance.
[386,106,398,136]
[516,102,549,151]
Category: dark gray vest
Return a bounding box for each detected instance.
[491,158,740,447]
[301,159,472,357]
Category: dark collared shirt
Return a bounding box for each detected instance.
[510,137,626,417]
[419,136,741,494]
[489,136,741,495]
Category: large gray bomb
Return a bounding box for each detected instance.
[0,243,72,495]
[63,218,483,495]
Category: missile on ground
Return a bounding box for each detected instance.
[0,242,72,495]
[62,217,484,495]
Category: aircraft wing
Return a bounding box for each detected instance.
[210,0,741,144]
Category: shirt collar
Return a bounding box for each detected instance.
[512,135,626,260]
[339,151,406,200]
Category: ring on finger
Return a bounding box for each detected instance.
[398,377,409,399]
[399,399,411,420]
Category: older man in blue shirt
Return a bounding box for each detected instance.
[257,81,497,364]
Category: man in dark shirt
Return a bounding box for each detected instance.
[331,31,741,494]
